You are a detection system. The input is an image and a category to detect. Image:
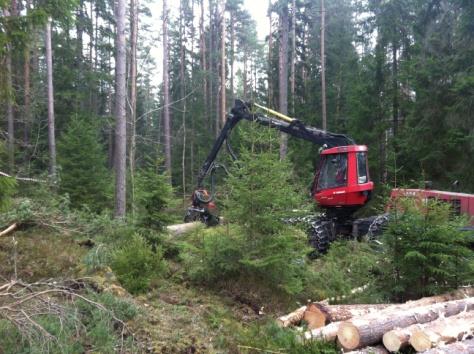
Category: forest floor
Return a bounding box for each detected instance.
[0,226,299,353]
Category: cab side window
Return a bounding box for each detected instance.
[357,152,368,184]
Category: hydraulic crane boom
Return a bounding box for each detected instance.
[196,99,355,188]
[187,99,374,255]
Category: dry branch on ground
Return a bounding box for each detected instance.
[0,279,133,350]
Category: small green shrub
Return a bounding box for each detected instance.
[0,175,16,212]
[111,233,167,294]
[309,241,380,302]
[378,197,474,301]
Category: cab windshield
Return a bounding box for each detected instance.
[317,153,347,190]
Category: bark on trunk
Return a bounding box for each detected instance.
[219,0,226,130]
[6,44,14,174]
[320,0,327,130]
[304,303,390,329]
[230,12,234,104]
[23,0,31,149]
[163,0,172,175]
[421,338,474,354]
[179,0,187,200]
[290,0,296,115]
[392,43,398,136]
[267,0,273,106]
[45,18,57,180]
[345,345,389,354]
[337,298,474,351]
[114,0,127,217]
[278,3,289,159]
[129,0,138,216]
[303,321,340,342]
[409,311,474,352]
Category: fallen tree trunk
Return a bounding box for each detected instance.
[421,338,474,354]
[0,223,17,237]
[383,311,474,352]
[303,303,390,329]
[337,297,474,351]
[276,305,307,327]
[302,322,340,342]
[409,311,474,352]
[166,222,201,236]
[346,345,389,354]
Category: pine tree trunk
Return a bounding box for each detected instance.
[6,43,14,174]
[163,0,172,175]
[180,0,187,200]
[230,12,234,105]
[278,3,289,159]
[290,0,296,116]
[200,0,208,126]
[320,0,327,130]
[45,18,57,179]
[219,0,226,130]
[23,0,31,151]
[208,0,214,135]
[114,0,127,217]
[267,0,273,106]
[392,43,398,136]
[129,0,138,216]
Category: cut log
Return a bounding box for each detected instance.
[383,325,418,352]
[0,223,17,237]
[409,311,474,352]
[303,303,326,329]
[337,297,474,351]
[302,322,340,342]
[166,222,201,236]
[421,338,474,354]
[398,288,474,308]
[346,345,389,354]
[304,302,390,329]
[383,311,474,352]
[276,305,306,327]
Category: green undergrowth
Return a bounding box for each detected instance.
[0,291,139,354]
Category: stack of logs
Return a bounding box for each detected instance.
[277,288,474,353]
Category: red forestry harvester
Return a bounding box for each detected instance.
[185,100,474,254]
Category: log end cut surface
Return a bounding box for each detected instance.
[382,331,404,353]
[338,322,360,351]
[411,330,435,352]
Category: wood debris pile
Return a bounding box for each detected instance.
[277,288,474,353]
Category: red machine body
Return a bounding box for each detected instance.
[313,145,374,208]
[390,188,474,225]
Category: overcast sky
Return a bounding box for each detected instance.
[146,0,269,85]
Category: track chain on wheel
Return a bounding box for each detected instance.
[307,218,334,257]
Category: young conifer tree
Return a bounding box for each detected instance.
[57,117,111,210]
[223,122,309,294]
